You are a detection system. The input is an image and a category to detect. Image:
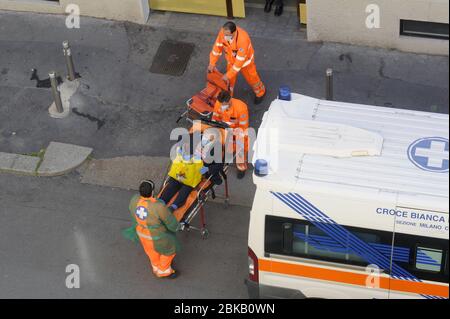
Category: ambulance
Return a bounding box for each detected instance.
[246,93,449,299]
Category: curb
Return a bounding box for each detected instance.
[0,142,93,177]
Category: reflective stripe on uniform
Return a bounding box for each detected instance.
[242,54,254,67]
[212,50,221,56]
[216,43,223,47]
[233,65,241,72]
[253,81,266,95]
[239,121,248,125]
[137,231,154,240]
[236,55,246,61]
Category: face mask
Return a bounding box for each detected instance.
[224,35,233,43]
[221,104,230,112]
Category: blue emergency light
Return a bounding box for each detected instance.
[255,159,269,176]
[278,85,291,101]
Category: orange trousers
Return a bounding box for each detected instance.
[139,236,176,277]
[226,132,249,172]
[227,61,266,98]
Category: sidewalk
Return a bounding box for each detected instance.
[0,9,448,162]
[0,142,92,176]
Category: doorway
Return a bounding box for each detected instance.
[245,0,306,24]
[149,0,246,18]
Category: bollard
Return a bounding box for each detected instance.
[49,72,64,114]
[326,68,333,101]
[63,40,76,81]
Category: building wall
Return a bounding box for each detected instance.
[0,0,150,24]
[149,0,245,18]
[307,0,449,56]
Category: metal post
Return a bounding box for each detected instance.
[49,72,63,113]
[63,40,76,81]
[326,68,333,101]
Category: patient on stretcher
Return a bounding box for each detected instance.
[159,136,224,214]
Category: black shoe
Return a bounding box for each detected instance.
[254,91,266,105]
[264,0,275,12]
[237,170,246,179]
[274,4,284,16]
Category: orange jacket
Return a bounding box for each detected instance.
[212,98,249,130]
[209,26,255,80]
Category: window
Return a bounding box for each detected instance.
[400,20,449,40]
[292,224,379,264]
[394,232,449,284]
[265,215,449,284]
[415,247,443,272]
[265,216,389,268]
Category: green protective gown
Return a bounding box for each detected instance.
[124,194,181,256]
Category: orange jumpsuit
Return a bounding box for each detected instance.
[212,98,249,171]
[132,196,179,278]
[209,26,266,98]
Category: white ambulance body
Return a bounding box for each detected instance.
[246,94,449,299]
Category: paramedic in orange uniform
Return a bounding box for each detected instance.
[129,180,180,279]
[208,21,266,105]
[212,90,249,179]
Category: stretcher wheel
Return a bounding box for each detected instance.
[200,228,209,240]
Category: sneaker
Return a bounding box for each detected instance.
[254,91,266,105]
[237,170,246,179]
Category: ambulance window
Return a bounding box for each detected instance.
[293,224,349,262]
[292,224,383,266]
[415,247,443,273]
[292,224,307,254]
[348,232,381,264]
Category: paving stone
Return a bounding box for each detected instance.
[0,152,16,170]
[37,142,93,176]
[0,152,39,175]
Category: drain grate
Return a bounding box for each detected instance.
[150,40,195,76]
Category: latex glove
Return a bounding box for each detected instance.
[200,166,209,175]
[208,65,216,73]
[222,74,230,85]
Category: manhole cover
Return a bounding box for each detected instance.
[150,40,195,76]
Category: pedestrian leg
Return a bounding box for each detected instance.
[157,254,176,277]
[241,62,266,98]
[139,237,161,275]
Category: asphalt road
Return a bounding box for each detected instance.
[0,173,249,298]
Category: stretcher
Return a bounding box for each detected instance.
[157,121,238,239]
[165,70,234,239]
[177,69,229,124]
[157,164,230,239]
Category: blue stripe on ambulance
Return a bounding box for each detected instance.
[271,191,445,299]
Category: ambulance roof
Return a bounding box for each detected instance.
[253,94,449,211]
